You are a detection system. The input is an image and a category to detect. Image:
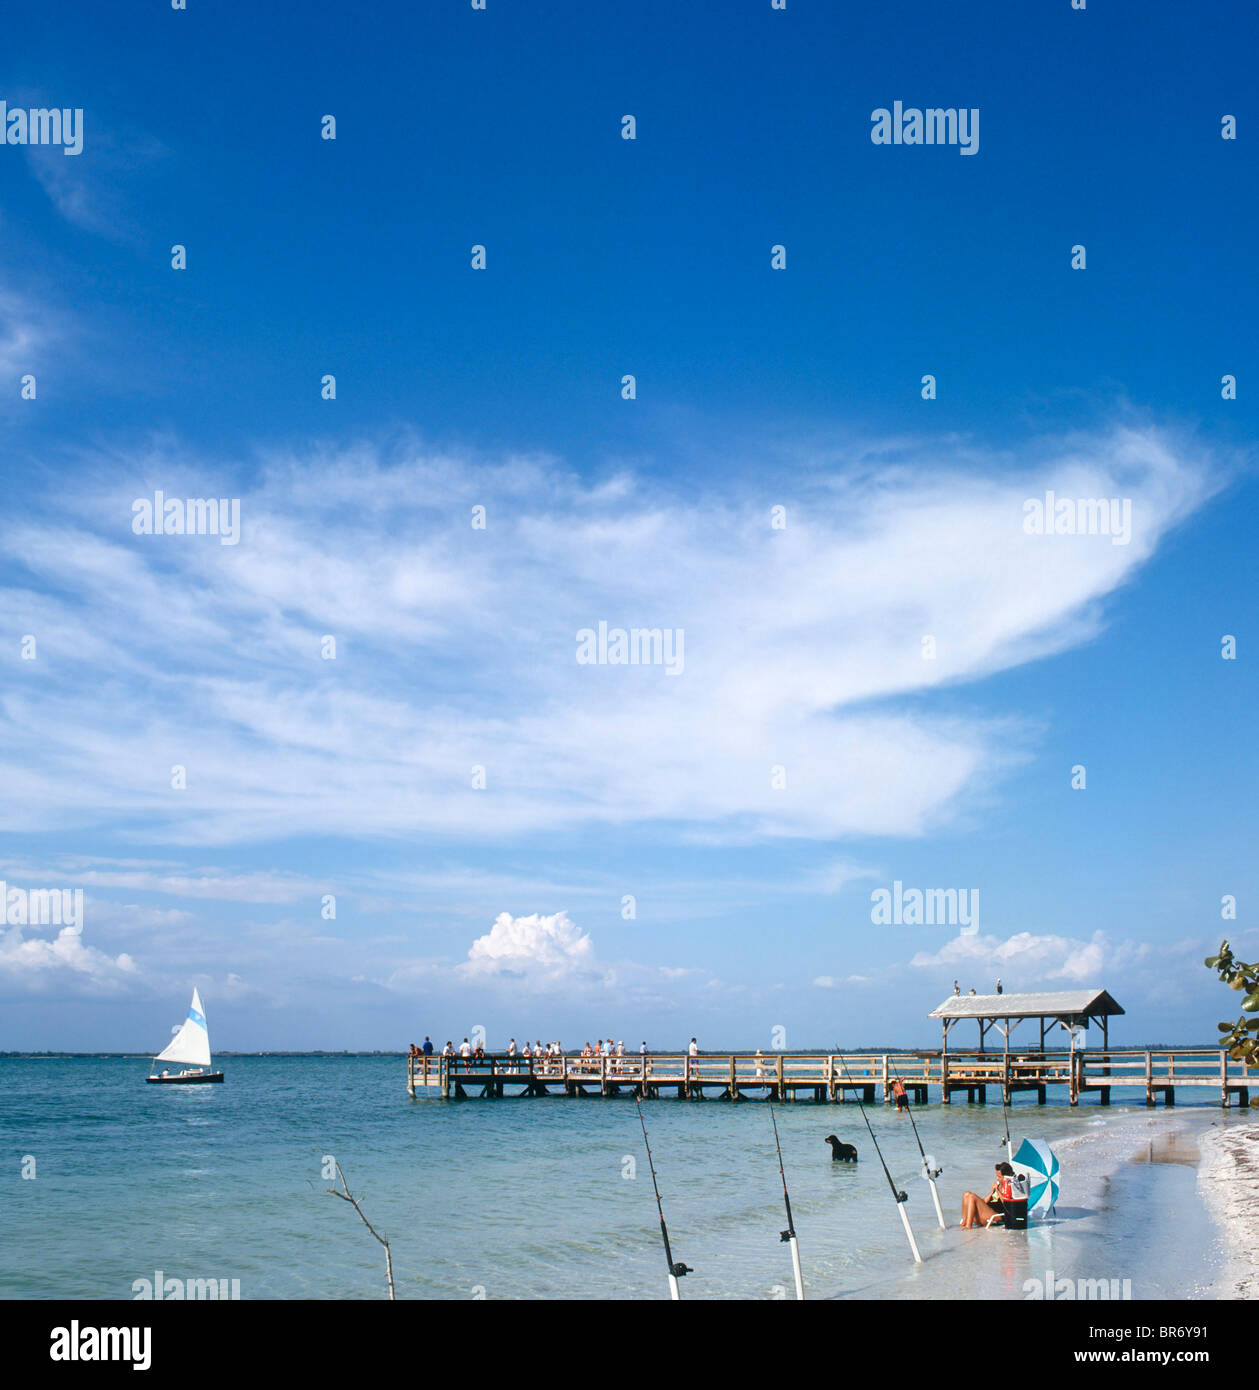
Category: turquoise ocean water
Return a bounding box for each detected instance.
[0,1055,1227,1300]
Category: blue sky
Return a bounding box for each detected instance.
[1,1,1255,1052]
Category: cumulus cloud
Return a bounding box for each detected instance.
[0,924,137,994]
[911,929,1117,985]
[459,911,594,982]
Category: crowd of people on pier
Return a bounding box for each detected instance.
[407,1035,704,1074]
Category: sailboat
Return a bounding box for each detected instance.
[146,988,224,1084]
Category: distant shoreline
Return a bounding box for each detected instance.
[0,1042,1230,1058]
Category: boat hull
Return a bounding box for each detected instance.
[146,1072,224,1085]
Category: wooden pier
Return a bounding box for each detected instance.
[407,1048,1251,1108]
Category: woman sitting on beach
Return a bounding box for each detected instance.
[960,1161,1023,1229]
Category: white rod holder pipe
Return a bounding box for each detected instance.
[928,1178,946,1230]
[667,1273,681,1301]
[789,1234,805,1301]
[897,1201,923,1263]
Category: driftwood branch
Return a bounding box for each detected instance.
[324,1161,396,1299]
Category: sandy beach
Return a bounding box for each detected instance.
[837,1103,1257,1301]
[1199,1118,1259,1298]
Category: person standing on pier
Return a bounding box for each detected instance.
[459,1037,472,1057]
[689,1037,699,1057]
[422,1037,433,1056]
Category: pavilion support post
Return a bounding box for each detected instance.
[1003,1019,1011,1103]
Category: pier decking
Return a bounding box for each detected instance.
[408,1048,1251,1107]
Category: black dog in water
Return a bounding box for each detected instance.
[824,1134,858,1162]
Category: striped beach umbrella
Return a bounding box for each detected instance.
[1012,1138,1060,1215]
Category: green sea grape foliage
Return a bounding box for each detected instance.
[1206,940,1259,1108]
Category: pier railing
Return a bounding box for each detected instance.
[407,1047,1251,1107]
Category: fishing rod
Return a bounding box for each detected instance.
[891,1066,946,1230]
[768,1101,804,1301]
[1000,1085,1013,1164]
[635,1097,692,1300]
[837,1052,921,1263]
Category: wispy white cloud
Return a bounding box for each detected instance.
[0,424,1217,852]
[0,858,316,904]
[22,114,166,243]
[0,286,51,378]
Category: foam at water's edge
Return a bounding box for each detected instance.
[1198,1124,1259,1299]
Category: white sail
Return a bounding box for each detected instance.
[155,988,211,1068]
